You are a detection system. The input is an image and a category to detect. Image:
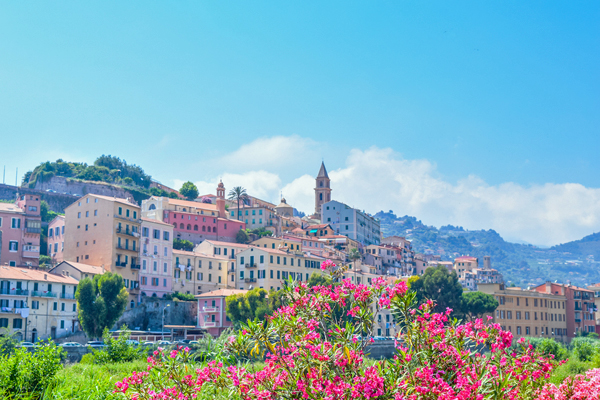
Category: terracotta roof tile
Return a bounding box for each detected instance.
[0,266,79,284]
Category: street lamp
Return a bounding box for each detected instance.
[162,304,170,341]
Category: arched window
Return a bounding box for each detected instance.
[212,227,216,233]
[179,223,184,229]
[320,181,323,187]
[320,193,323,201]
[202,226,206,232]
[149,204,156,210]
[182,208,187,212]
[187,224,191,230]
[194,225,198,231]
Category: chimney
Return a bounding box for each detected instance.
[546,281,551,294]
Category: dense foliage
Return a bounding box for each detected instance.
[460,290,499,321]
[164,292,196,301]
[117,260,558,399]
[173,238,194,251]
[76,273,128,338]
[225,288,285,324]
[92,329,144,365]
[179,181,199,201]
[24,155,151,189]
[0,341,64,398]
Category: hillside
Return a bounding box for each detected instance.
[376,211,600,288]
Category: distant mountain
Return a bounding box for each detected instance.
[375,211,600,288]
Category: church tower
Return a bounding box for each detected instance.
[314,162,332,219]
[216,180,226,218]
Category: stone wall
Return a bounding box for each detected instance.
[365,340,396,359]
[34,176,131,198]
[0,183,78,213]
[115,297,198,331]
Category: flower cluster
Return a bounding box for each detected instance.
[536,368,600,399]
[116,259,560,400]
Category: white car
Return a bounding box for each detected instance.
[59,342,83,347]
[19,342,35,347]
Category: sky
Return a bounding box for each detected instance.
[0,2,598,246]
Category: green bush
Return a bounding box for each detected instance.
[0,340,64,397]
[92,329,143,365]
[80,353,95,364]
[526,337,568,361]
[571,337,598,362]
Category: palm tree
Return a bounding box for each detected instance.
[348,248,361,284]
[228,186,249,221]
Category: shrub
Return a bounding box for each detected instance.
[528,337,569,361]
[93,329,143,365]
[116,260,558,400]
[572,337,597,362]
[538,368,600,399]
[0,340,64,397]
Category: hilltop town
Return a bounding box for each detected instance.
[0,160,597,346]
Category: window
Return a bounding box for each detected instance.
[0,318,7,328]
[118,207,122,215]
[164,262,167,273]
[53,302,58,311]
[133,211,137,219]
[94,209,98,216]
[13,319,22,329]
[78,212,81,218]
[61,320,65,329]
[126,209,130,217]
[153,229,160,239]
[142,227,149,237]
[164,231,169,241]
[8,241,18,252]
[31,301,39,309]
[143,260,147,270]
[11,218,21,228]
[73,304,76,312]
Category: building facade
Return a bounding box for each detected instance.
[195,289,247,336]
[47,215,65,264]
[321,200,381,246]
[63,194,141,306]
[0,266,79,342]
[139,218,174,299]
[0,195,41,268]
[49,261,105,281]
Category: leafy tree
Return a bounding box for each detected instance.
[236,229,249,244]
[461,291,498,321]
[92,328,143,364]
[348,248,361,282]
[39,255,52,268]
[168,191,179,199]
[173,238,194,251]
[179,181,199,200]
[40,200,60,223]
[227,186,249,221]
[75,273,128,339]
[410,265,464,315]
[0,328,18,356]
[246,227,273,238]
[527,337,568,361]
[225,288,283,324]
[165,292,195,301]
[307,273,332,287]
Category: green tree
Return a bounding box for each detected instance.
[236,229,249,244]
[75,273,128,339]
[173,238,194,251]
[227,186,249,221]
[40,200,60,223]
[461,291,498,321]
[179,181,199,200]
[307,273,333,287]
[39,255,52,268]
[410,265,464,315]
[225,288,283,324]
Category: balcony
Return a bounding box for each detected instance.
[116,227,137,237]
[245,263,258,268]
[114,214,141,224]
[60,293,75,299]
[131,264,141,270]
[0,289,29,296]
[244,278,257,283]
[116,244,137,252]
[22,245,40,258]
[229,267,236,273]
[202,321,217,328]
[575,318,582,323]
[31,291,57,298]
[115,261,128,268]
[203,306,219,313]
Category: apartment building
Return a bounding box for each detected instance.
[479,283,568,343]
[196,289,247,336]
[454,256,503,290]
[194,240,248,288]
[47,215,65,263]
[229,203,279,235]
[317,235,360,254]
[49,261,105,281]
[63,194,141,305]
[587,283,600,325]
[0,266,78,342]
[172,249,230,296]
[235,247,325,291]
[321,200,381,246]
[0,195,41,268]
[532,282,596,339]
[139,218,173,299]
[142,182,244,244]
[252,236,303,252]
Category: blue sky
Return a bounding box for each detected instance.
[1,2,599,245]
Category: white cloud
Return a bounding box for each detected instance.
[175,136,600,246]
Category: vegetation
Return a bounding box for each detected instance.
[225,288,284,324]
[75,273,128,339]
[173,238,194,251]
[179,181,199,200]
[460,291,499,321]
[91,329,144,365]
[227,186,249,221]
[409,265,465,315]
[24,155,151,189]
[164,292,195,301]
[235,229,249,244]
[245,227,273,238]
[40,200,61,223]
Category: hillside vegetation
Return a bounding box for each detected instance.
[376,211,600,288]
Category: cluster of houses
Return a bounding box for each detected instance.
[0,163,597,344]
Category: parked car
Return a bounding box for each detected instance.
[125,339,140,346]
[142,341,155,347]
[189,341,199,345]
[86,341,106,348]
[156,340,171,346]
[19,341,35,347]
[60,342,83,347]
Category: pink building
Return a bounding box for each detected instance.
[142,182,245,245]
[0,195,41,268]
[195,289,247,337]
[139,218,174,299]
[47,215,65,263]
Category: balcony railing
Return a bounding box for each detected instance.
[203,306,219,313]
[26,227,41,234]
[0,289,29,296]
[116,227,137,237]
[60,293,75,299]
[131,264,141,270]
[31,291,57,298]
[244,278,257,283]
[115,261,128,268]
[245,263,257,268]
[203,321,217,328]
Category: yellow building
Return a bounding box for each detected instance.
[479,283,568,343]
[64,194,141,306]
[251,237,303,253]
[172,249,231,296]
[0,266,78,342]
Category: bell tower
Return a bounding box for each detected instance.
[216,180,226,217]
[314,162,331,220]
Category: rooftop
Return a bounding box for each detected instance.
[51,261,105,276]
[0,266,79,284]
[0,203,23,214]
[195,289,248,298]
[141,217,174,227]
